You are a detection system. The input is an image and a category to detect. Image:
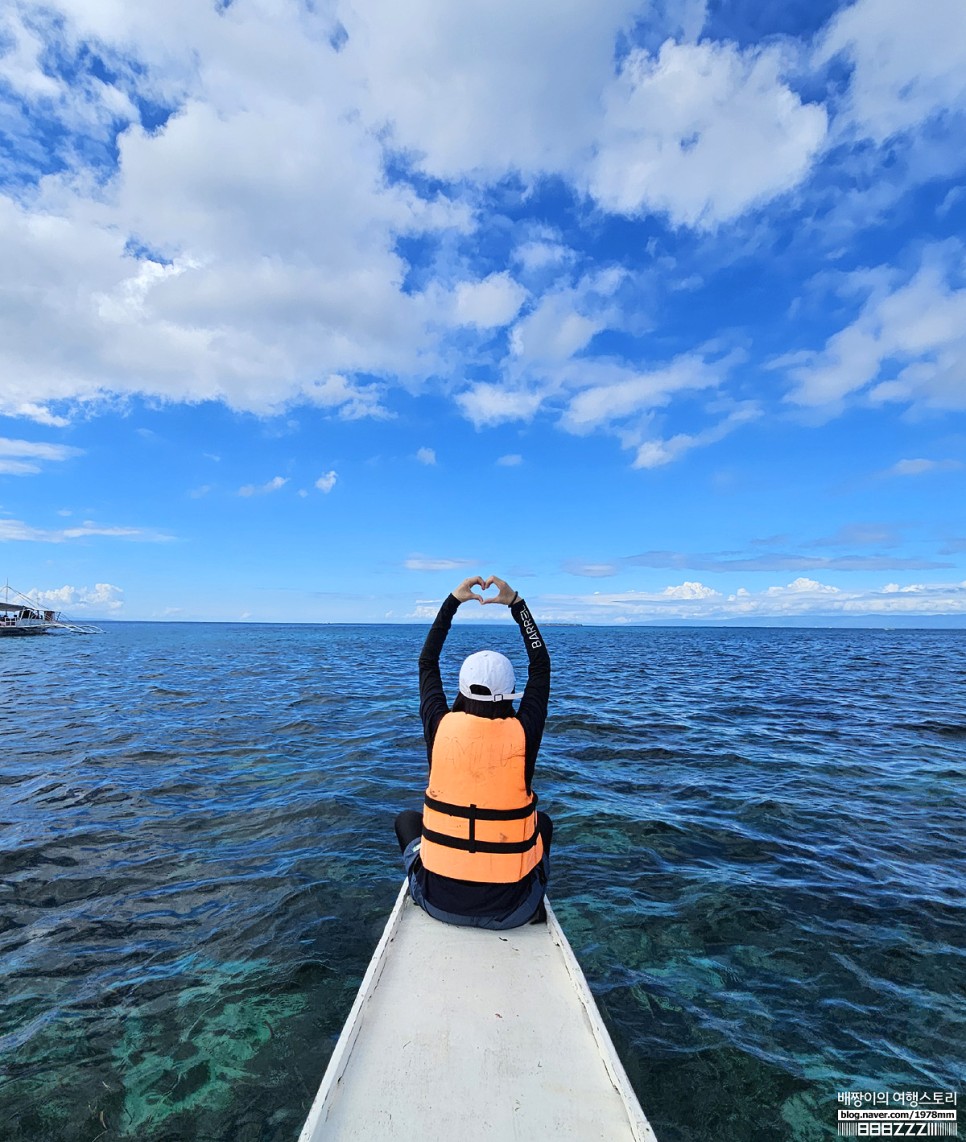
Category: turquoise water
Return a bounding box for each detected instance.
[2,623,964,1140]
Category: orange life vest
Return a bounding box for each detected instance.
[421,711,543,884]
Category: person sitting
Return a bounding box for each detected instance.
[394,575,553,929]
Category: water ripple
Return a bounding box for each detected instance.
[1,623,964,1140]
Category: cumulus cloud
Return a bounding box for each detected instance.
[345,0,639,181]
[819,0,966,142]
[545,576,966,621]
[416,447,436,466]
[0,437,82,475]
[0,0,845,437]
[239,476,288,497]
[510,291,604,363]
[496,453,523,466]
[26,583,124,613]
[764,576,837,596]
[662,580,720,599]
[408,603,446,620]
[301,376,394,421]
[588,39,827,228]
[454,273,527,329]
[1,0,962,486]
[785,247,966,411]
[348,1,826,233]
[0,2,464,426]
[455,383,546,428]
[512,236,576,274]
[584,548,952,574]
[315,470,338,493]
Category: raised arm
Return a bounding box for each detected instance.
[483,577,551,789]
[418,577,485,763]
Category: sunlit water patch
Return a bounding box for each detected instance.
[2,623,964,1141]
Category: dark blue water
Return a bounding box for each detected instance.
[2,623,964,1141]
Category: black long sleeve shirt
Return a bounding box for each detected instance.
[418,593,551,788]
[414,593,552,917]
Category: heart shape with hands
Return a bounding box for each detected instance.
[470,581,500,603]
[454,575,517,606]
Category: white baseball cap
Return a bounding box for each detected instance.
[458,651,523,702]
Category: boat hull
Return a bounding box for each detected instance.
[298,882,656,1141]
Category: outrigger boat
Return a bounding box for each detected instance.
[0,583,102,636]
[299,882,657,1141]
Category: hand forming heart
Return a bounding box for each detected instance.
[453,575,518,606]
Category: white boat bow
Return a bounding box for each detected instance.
[299,882,657,1141]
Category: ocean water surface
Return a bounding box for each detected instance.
[1,622,964,1141]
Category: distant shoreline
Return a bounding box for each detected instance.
[75,616,966,630]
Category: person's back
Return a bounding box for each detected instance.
[394,575,553,929]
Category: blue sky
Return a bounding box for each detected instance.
[1,0,964,623]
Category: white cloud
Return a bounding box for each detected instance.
[786,248,966,410]
[408,603,444,620]
[888,458,963,477]
[632,403,761,469]
[344,0,824,235]
[404,555,474,572]
[455,383,546,428]
[0,436,82,475]
[564,561,621,578]
[300,376,394,422]
[496,453,523,466]
[662,580,720,599]
[560,354,722,434]
[454,273,527,329]
[544,576,966,621]
[512,237,576,274]
[26,582,124,612]
[0,0,841,431]
[346,0,639,182]
[416,447,436,466]
[454,348,755,466]
[510,292,603,362]
[0,518,167,542]
[589,39,827,228]
[0,2,463,425]
[239,476,288,497]
[5,0,963,485]
[819,0,966,142]
[0,6,61,101]
[315,470,338,493]
[764,576,839,596]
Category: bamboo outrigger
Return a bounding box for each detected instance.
[0,583,102,636]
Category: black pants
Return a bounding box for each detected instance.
[394,808,554,855]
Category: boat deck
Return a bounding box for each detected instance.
[299,883,656,1141]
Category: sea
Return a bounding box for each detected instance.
[1,622,964,1142]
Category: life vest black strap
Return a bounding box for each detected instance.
[424,793,537,821]
[422,825,540,855]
